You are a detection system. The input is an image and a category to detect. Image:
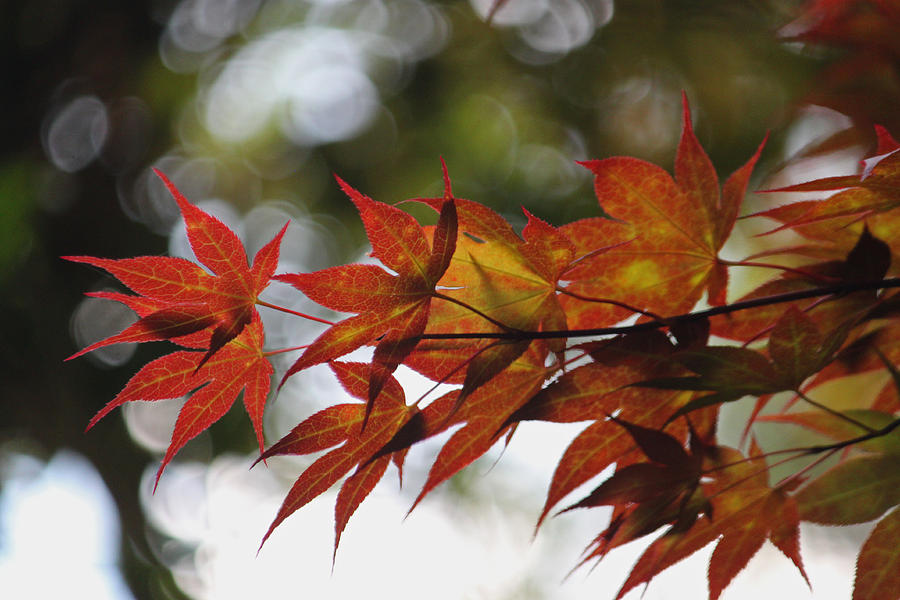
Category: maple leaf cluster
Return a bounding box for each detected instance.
[782,0,900,134]
[67,95,900,600]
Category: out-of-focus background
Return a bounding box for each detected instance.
[2,1,898,598]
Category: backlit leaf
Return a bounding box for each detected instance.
[854,509,900,600]
[796,455,900,525]
[260,362,413,548]
[66,170,289,366]
[87,316,272,487]
[562,96,765,328]
[278,171,458,420]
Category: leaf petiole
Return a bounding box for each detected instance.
[795,390,876,433]
[256,299,335,325]
[432,291,520,332]
[721,259,840,284]
[556,287,666,322]
[263,345,310,358]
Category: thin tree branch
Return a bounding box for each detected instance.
[419,278,900,340]
[802,415,900,455]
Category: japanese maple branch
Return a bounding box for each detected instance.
[703,415,900,486]
[419,277,900,340]
[745,415,900,489]
[801,415,900,455]
[700,449,821,507]
[740,294,834,348]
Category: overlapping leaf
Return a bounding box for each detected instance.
[407,341,550,511]
[276,170,458,418]
[505,332,703,527]
[757,126,900,232]
[65,169,288,366]
[641,305,852,421]
[710,226,890,346]
[65,94,900,600]
[327,342,555,520]
[581,442,807,600]
[560,95,765,329]
[257,361,414,552]
[68,171,291,487]
[753,129,900,265]
[87,315,273,486]
[758,393,900,599]
[560,418,704,522]
[854,508,900,600]
[405,194,577,390]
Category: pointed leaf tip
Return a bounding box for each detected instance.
[681,90,691,126]
[152,168,187,209]
[874,124,900,155]
[439,157,453,199]
[334,173,369,209]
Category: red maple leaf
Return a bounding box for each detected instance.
[561,94,765,328]
[66,83,900,600]
[256,361,415,553]
[572,432,807,600]
[756,126,900,237]
[88,315,273,487]
[275,164,458,420]
[404,193,585,408]
[65,169,289,367]
[66,170,301,483]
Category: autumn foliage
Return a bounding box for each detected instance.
[66,93,900,599]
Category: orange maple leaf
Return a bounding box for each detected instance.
[561,94,765,328]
